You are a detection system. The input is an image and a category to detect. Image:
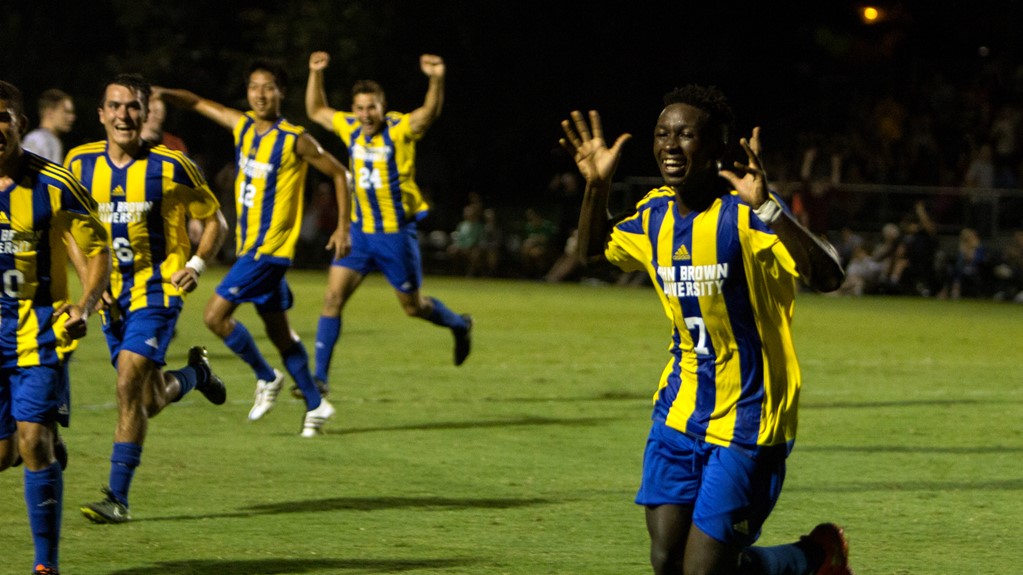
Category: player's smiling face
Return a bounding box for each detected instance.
[352,93,385,136]
[99,84,145,150]
[247,70,282,121]
[653,103,721,188]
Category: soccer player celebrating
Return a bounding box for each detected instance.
[65,74,228,524]
[303,51,473,400]
[0,80,110,575]
[559,87,854,575]
[157,59,352,436]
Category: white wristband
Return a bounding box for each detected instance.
[753,199,782,225]
[185,255,206,276]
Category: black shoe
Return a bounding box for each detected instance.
[289,378,330,400]
[80,487,131,524]
[453,314,473,366]
[189,346,226,405]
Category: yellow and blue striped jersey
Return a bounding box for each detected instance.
[606,187,801,451]
[232,113,308,262]
[331,111,429,233]
[0,151,108,368]
[64,142,220,312]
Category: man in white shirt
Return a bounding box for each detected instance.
[22,88,76,163]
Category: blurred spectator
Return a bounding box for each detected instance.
[989,104,1021,184]
[447,202,485,276]
[142,95,189,153]
[992,229,1023,302]
[872,222,903,267]
[544,228,580,283]
[962,142,997,236]
[793,143,840,236]
[22,88,75,163]
[520,207,557,278]
[833,226,865,267]
[940,227,989,299]
[834,244,883,296]
[880,201,939,296]
[548,147,584,254]
[478,208,504,277]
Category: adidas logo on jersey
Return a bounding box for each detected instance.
[145,337,159,349]
[0,212,9,225]
[112,185,126,197]
[672,245,691,261]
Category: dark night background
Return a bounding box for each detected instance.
[3,0,1022,234]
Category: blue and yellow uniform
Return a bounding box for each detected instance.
[232,113,308,264]
[0,151,107,429]
[214,113,309,311]
[607,187,801,451]
[332,110,429,234]
[64,142,220,364]
[612,187,802,545]
[329,111,429,292]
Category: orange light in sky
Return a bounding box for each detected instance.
[861,6,883,23]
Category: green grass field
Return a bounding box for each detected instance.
[2,269,1021,575]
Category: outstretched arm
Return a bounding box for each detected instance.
[297,133,352,260]
[719,127,845,292]
[306,51,338,131]
[154,86,243,131]
[408,54,445,136]
[558,110,632,264]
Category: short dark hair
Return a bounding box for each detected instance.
[352,79,385,103]
[247,59,288,95]
[663,84,736,147]
[38,88,71,114]
[102,73,152,111]
[0,80,27,120]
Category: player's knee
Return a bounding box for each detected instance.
[648,538,685,575]
[649,546,680,575]
[321,289,344,313]
[203,308,231,337]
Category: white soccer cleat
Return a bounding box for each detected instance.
[300,398,336,437]
[248,369,284,421]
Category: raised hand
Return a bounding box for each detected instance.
[309,51,330,72]
[558,110,631,186]
[718,126,769,208]
[420,54,445,78]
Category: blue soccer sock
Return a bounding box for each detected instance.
[283,342,321,410]
[224,321,276,382]
[314,315,342,382]
[108,442,143,507]
[167,366,199,402]
[742,542,814,575]
[24,462,62,570]
[426,297,467,330]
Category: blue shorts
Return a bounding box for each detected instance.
[217,254,294,313]
[0,364,65,439]
[635,421,788,546]
[333,224,423,293]
[102,306,179,367]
